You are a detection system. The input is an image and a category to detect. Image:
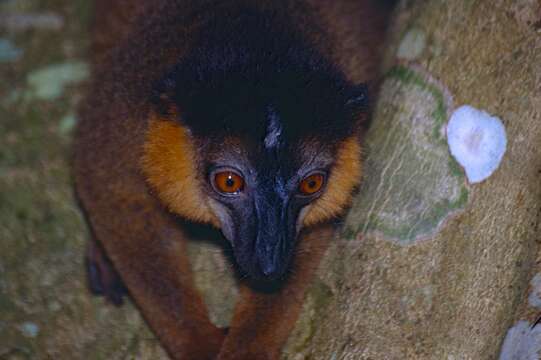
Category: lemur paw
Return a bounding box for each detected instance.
[85,239,128,306]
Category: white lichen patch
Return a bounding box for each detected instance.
[58,112,78,135]
[447,105,507,183]
[499,320,541,360]
[19,321,40,338]
[528,273,541,309]
[397,28,427,61]
[344,66,467,244]
[0,38,23,62]
[26,61,89,100]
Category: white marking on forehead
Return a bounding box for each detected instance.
[264,107,283,150]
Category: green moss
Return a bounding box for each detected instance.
[0,291,18,314]
[340,227,356,240]
[457,186,469,207]
[448,156,465,178]
[0,0,168,358]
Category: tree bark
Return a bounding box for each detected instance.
[281,0,541,358]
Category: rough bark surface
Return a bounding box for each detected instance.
[1,0,541,359]
[284,1,541,359]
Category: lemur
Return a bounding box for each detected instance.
[74,1,393,359]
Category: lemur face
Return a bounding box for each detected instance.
[199,113,338,280]
[142,31,367,281]
[143,103,363,281]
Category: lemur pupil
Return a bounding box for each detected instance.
[226,177,235,187]
[309,181,316,188]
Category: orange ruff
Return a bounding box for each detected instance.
[141,114,220,227]
[303,136,362,226]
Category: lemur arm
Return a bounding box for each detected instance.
[84,199,225,359]
[75,153,225,360]
[218,224,334,360]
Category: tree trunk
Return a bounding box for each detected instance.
[281,0,541,358]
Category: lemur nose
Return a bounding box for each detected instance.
[258,244,280,277]
[261,263,277,277]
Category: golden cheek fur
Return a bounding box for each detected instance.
[302,136,362,227]
[142,113,361,229]
[141,113,220,227]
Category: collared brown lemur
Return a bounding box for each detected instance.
[74,1,395,358]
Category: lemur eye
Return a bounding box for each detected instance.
[212,170,244,195]
[299,173,325,196]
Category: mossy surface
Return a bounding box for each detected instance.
[0,1,240,358]
[344,66,468,244]
[0,0,168,358]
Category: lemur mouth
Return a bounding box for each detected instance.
[234,249,293,283]
[230,232,296,284]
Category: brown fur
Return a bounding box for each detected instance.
[75,1,392,358]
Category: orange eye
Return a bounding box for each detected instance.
[299,173,325,195]
[213,171,244,194]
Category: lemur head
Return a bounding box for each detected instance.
[142,12,368,281]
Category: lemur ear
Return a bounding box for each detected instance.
[345,83,369,113]
[344,83,369,130]
[151,75,178,116]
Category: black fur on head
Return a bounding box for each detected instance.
[152,6,368,143]
[151,6,368,281]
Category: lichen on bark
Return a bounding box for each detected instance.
[344,65,468,244]
[284,0,541,358]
